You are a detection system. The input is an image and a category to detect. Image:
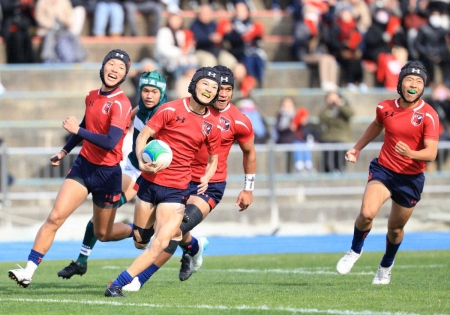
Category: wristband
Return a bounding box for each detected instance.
[61,149,68,155]
[244,174,255,191]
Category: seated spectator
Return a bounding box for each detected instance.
[217,1,266,89]
[36,0,87,63]
[414,9,450,87]
[274,96,314,173]
[92,0,125,37]
[175,65,198,98]
[70,0,88,36]
[362,7,405,89]
[318,91,354,173]
[346,0,372,35]
[368,0,403,17]
[363,7,403,62]
[292,0,338,91]
[35,0,73,37]
[190,4,238,70]
[424,83,450,171]
[0,0,35,63]
[232,62,254,97]
[400,0,429,60]
[155,5,198,87]
[324,3,365,92]
[236,97,270,144]
[123,0,165,36]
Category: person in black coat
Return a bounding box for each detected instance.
[0,0,36,63]
[414,10,450,87]
[363,8,396,63]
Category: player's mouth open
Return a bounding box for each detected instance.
[202,93,211,98]
[108,74,118,80]
[407,89,417,95]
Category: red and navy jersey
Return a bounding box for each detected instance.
[191,103,254,182]
[142,97,222,189]
[376,98,439,174]
[79,88,132,166]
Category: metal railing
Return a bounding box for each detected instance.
[1,141,450,229]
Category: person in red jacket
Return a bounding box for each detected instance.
[325,4,365,92]
[217,1,266,96]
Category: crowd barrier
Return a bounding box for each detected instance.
[2,141,450,224]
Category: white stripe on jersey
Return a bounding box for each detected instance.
[235,120,251,132]
[107,90,124,98]
[425,112,437,130]
[134,115,145,132]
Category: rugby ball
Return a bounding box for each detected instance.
[142,139,173,170]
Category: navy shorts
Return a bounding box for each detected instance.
[368,158,425,208]
[187,181,227,211]
[66,155,122,208]
[136,176,189,206]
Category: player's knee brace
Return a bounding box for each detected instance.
[164,240,180,255]
[133,224,154,249]
[180,204,203,235]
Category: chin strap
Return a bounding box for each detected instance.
[192,91,211,107]
[400,91,423,103]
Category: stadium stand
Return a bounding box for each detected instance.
[0,2,449,235]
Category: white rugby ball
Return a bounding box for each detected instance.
[142,139,173,170]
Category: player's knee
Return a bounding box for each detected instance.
[358,209,375,224]
[132,224,154,249]
[164,240,179,255]
[45,210,66,229]
[94,231,108,242]
[388,225,404,237]
[152,236,170,252]
[134,241,148,249]
[180,204,203,235]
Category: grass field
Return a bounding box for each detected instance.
[2,251,449,315]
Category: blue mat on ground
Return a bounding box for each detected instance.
[1,231,449,262]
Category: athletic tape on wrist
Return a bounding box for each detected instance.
[244,174,255,191]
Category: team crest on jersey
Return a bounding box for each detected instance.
[411,112,424,126]
[202,121,213,136]
[219,116,231,131]
[102,101,113,114]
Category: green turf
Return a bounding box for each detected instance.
[2,251,450,314]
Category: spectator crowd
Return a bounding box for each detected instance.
[0,0,450,173]
[0,0,449,89]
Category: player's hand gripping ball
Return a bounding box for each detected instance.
[142,139,173,170]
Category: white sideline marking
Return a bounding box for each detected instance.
[102,265,371,275]
[0,298,420,315]
[101,264,444,276]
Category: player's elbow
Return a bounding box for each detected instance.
[103,140,118,151]
[427,149,438,162]
[426,152,437,162]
